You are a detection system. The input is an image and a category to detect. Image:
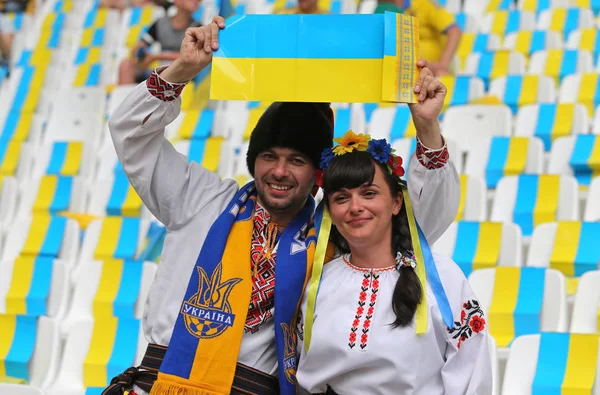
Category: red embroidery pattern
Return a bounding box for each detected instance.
[146,69,186,102]
[345,255,387,351]
[416,138,449,169]
[447,299,486,349]
[245,204,277,333]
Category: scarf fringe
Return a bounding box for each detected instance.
[149,381,226,395]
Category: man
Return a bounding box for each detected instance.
[375,0,462,76]
[118,0,200,84]
[106,14,459,395]
[277,0,326,14]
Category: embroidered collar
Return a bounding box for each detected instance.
[342,254,396,273]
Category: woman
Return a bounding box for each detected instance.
[295,132,493,394]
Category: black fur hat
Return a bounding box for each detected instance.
[246,102,334,176]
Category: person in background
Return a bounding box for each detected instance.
[0,0,29,13]
[277,0,326,14]
[100,0,171,11]
[118,0,200,84]
[375,0,462,76]
[0,13,13,68]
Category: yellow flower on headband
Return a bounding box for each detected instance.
[332,130,371,155]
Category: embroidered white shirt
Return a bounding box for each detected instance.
[296,255,493,395]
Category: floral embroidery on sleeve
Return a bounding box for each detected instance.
[447,299,486,349]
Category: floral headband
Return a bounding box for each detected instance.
[315,130,405,188]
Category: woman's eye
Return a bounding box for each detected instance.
[334,195,348,203]
[364,190,377,197]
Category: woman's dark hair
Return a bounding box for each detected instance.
[322,151,423,328]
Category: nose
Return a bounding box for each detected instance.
[348,196,363,214]
[271,159,289,179]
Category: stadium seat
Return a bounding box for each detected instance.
[116,6,165,50]
[528,49,594,83]
[503,30,564,57]
[547,135,600,186]
[0,176,18,229]
[501,333,600,395]
[527,221,600,281]
[537,7,595,41]
[172,137,235,179]
[584,176,600,220]
[368,105,419,142]
[43,110,103,148]
[566,28,600,59]
[591,104,600,134]
[456,33,503,67]
[454,175,488,221]
[48,317,146,395]
[464,136,545,189]
[469,268,568,358]
[454,12,480,33]
[571,270,600,333]
[16,176,87,217]
[0,315,60,388]
[438,76,486,110]
[87,174,147,218]
[488,75,556,113]
[434,221,523,277]
[78,217,151,268]
[517,0,570,13]
[51,86,107,115]
[442,104,512,154]
[0,140,33,180]
[391,137,461,175]
[0,111,45,146]
[490,174,579,238]
[30,141,95,180]
[481,10,536,37]
[559,72,600,116]
[0,258,70,319]
[514,103,589,151]
[94,142,120,180]
[0,385,43,395]
[165,109,215,141]
[1,216,80,263]
[464,0,512,16]
[462,51,527,84]
[62,260,156,332]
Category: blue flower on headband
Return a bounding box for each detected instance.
[367,139,393,164]
[320,147,335,170]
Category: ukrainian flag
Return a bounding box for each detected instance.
[489,267,546,347]
[550,221,600,277]
[211,13,419,103]
[532,333,599,394]
[568,134,600,185]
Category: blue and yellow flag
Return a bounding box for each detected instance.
[550,221,600,277]
[452,221,503,277]
[489,267,546,347]
[513,175,560,236]
[568,134,600,185]
[5,257,54,316]
[0,314,37,383]
[211,13,420,103]
[532,333,599,394]
[486,137,529,188]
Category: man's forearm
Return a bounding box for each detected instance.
[159,58,204,83]
[439,25,461,68]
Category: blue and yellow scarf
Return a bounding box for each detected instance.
[152,182,316,395]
